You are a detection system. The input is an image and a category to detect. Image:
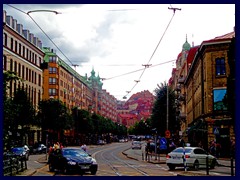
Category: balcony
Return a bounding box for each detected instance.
[175,84,181,91]
[179,112,186,119]
[178,94,186,102]
[178,77,185,84]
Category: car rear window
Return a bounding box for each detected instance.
[172,148,192,153]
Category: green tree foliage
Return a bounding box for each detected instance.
[150,82,178,136]
[37,99,73,132]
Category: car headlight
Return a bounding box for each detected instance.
[67,161,77,165]
[91,158,97,165]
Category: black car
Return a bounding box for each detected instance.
[11,147,30,160]
[48,147,98,175]
[32,143,47,154]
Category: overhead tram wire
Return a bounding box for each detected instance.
[102,59,175,81]
[122,6,181,99]
[6,4,74,66]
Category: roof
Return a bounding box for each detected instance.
[202,31,235,44]
[186,46,199,66]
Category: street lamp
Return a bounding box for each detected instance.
[27,10,61,15]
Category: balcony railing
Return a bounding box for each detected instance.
[179,112,186,119]
[178,94,186,101]
[178,77,185,84]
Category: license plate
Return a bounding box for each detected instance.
[172,157,181,160]
[81,165,90,169]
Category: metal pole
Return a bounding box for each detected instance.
[46,134,48,160]
[183,147,187,171]
[166,84,169,130]
[155,134,157,160]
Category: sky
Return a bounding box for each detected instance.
[3,4,235,100]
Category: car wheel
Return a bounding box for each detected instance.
[91,170,97,175]
[168,164,176,170]
[62,166,69,174]
[210,159,216,169]
[193,160,199,170]
[49,163,54,172]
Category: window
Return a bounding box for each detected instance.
[4,33,7,46]
[38,74,41,86]
[3,56,7,70]
[49,88,57,96]
[11,38,14,50]
[213,89,227,111]
[49,77,57,84]
[49,56,57,63]
[215,57,226,76]
[22,65,25,80]
[49,67,57,73]
[15,40,18,52]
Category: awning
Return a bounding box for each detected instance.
[186,119,207,134]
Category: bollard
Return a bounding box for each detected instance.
[183,147,187,172]
[206,156,209,175]
[231,157,234,176]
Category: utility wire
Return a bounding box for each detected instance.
[5,4,74,66]
[103,59,175,81]
[122,6,179,99]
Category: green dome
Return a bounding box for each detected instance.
[182,35,191,51]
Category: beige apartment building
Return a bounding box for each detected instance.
[3,10,44,145]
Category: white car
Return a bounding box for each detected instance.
[131,141,142,149]
[166,147,218,170]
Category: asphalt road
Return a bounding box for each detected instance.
[16,141,236,176]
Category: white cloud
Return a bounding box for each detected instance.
[3,4,235,100]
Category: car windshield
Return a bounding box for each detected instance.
[133,141,141,144]
[172,148,192,153]
[63,149,89,157]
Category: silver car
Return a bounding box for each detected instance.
[131,141,142,149]
[166,147,218,170]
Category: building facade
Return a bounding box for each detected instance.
[171,31,235,157]
[3,10,45,145]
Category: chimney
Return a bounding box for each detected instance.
[34,37,38,46]
[6,15,13,27]
[23,29,30,40]
[17,23,23,35]
[3,10,7,24]
[13,19,17,30]
[29,33,34,43]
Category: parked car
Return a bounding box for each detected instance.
[131,141,142,149]
[32,143,47,154]
[166,147,218,170]
[11,147,30,160]
[48,147,98,175]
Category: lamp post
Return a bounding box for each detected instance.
[46,134,48,160]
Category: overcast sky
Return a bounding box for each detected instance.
[3,4,235,100]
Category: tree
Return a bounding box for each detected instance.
[3,71,22,149]
[37,99,73,142]
[150,82,178,136]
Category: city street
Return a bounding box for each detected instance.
[17,141,235,176]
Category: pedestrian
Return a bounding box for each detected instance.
[179,138,185,147]
[230,138,235,158]
[81,144,87,152]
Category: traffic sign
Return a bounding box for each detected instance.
[213,127,220,135]
[160,137,167,145]
[160,137,167,150]
[165,130,171,138]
